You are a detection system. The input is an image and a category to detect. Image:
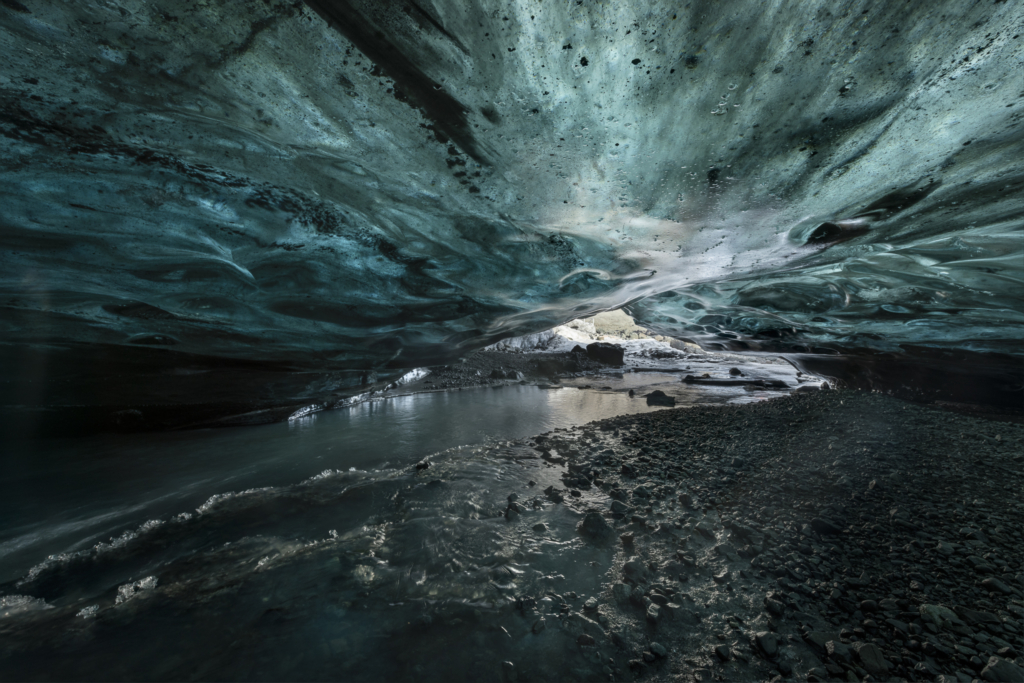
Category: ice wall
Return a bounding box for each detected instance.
[1,0,1022,424]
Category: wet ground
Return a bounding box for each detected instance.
[2,347,1021,682]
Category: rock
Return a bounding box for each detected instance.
[729,367,742,376]
[612,583,631,603]
[803,632,836,655]
[577,512,615,542]
[957,605,1001,625]
[765,597,785,616]
[920,603,960,628]
[570,345,587,355]
[811,517,842,535]
[501,661,515,682]
[675,552,695,566]
[650,642,668,658]
[543,485,564,503]
[859,599,878,613]
[937,541,956,555]
[960,527,988,542]
[645,390,676,406]
[678,492,694,507]
[981,657,1024,683]
[877,598,899,612]
[583,597,599,611]
[754,632,779,658]
[885,617,909,636]
[715,542,740,562]
[806,666,828,682]
[715,644,731,661]
[577,633,595,647]
[826,640,852,664]
[620,531,634,545]
[982,577,1012,594]
[532,617,546,633]
[508,492,519,502]
[532,522,547,532]
[646,603,661,623]
[505,506,520,520]
[693,669,712,682]
[662,602,681,620]
[415,461,431,471]
[694,520,716,539]
[611,500,631,515]
[586,342,625,366]
[853,642,890,677]
[622,557,649,583]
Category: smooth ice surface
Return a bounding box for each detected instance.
[1,1,1022,379]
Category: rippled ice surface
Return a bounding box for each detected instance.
[0,376,795,680]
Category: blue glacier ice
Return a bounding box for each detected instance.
[1,0,1021,424]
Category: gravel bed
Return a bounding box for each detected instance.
[530,388,1024,682]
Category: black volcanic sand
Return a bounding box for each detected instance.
[2,390,1022,682]
[534,389,1024,683]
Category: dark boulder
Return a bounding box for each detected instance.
[586,342,624,365]
[645,390,676,406]
[577,511,615,543]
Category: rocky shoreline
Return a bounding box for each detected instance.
[1,385,1021,682]
[515,389,1024,682]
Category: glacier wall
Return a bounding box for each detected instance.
[1,0,1022,426]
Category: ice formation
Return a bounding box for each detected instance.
[1,0,1021,426]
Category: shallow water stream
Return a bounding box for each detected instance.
[0,369,798,681]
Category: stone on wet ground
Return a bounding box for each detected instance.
[541,389,1024,683]
[4,388,1021,682]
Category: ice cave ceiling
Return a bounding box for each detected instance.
[1,0,1022,426]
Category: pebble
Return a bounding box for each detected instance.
[754,632,779,658]
[852,642,889,677]
[622,558,648,583]
[577,512,615,542]
[981,657,1024,683]
[981,577,1012,594]
[650,642,668,658]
